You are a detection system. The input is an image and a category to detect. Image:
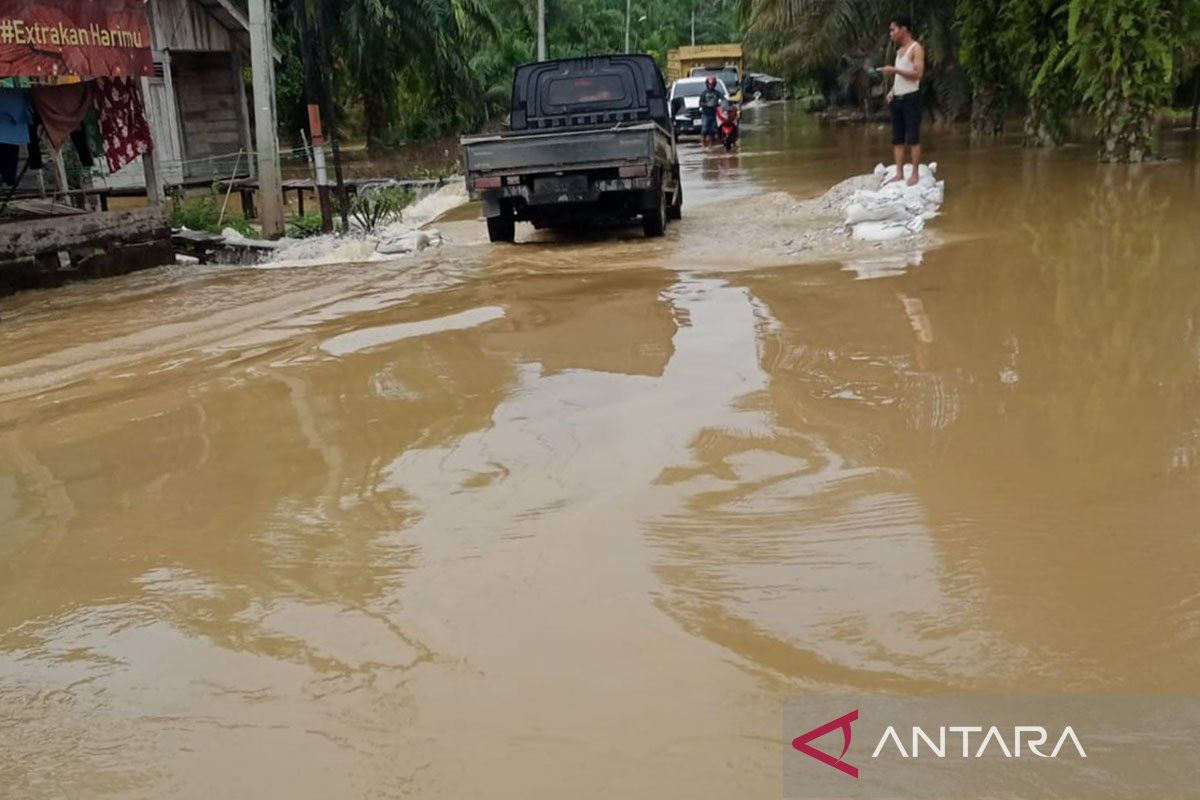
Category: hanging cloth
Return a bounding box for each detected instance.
[93,77,153,174]
[31,82,92,149]
[0,88,32,146]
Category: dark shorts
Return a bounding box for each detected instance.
[700,111,718,136]
[890,92,921,145]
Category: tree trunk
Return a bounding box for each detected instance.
[970,84,1004,136]
[1190,69,1199,131]
[362,88,388,154]
[1097,97,1154,163]
[1023,97,1064,148]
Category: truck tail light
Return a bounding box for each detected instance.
[474,176,502,189]
[619,165,649,178]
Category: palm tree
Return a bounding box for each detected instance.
[276,0,495,151]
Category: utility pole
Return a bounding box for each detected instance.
[247,0,283,237]
[625,0,631,53]
[691,7,696,45]
[248,0,284,238]
[537,0,546,60]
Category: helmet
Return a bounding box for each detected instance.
[705,75,717,88]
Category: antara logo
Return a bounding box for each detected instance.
[792,709,1088,780]
[792,709,860,778]
[872,725,1087,759]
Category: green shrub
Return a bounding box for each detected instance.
[169,196,219,231]
[287,212,326,239]
[223,217,258,238]
[349,186,414,233]
[169,195,259,238]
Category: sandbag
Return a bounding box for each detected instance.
[851,220,911,241]
[846,166,944,241]
[851,215,924,242]
[844,198,909,225]
[376,228,444,255]
[875,161,938,184]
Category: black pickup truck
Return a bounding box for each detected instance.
[461,54,682,243]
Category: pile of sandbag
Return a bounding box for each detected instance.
[842,162,944,242]
[376,228,444,255]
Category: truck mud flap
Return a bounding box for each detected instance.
[482,194,503,219]
[641,182,663,211]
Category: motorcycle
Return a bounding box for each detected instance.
[716,101,740,151]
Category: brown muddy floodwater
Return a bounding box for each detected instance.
[2,104,1200,798]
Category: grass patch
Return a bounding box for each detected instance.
[287,212,327,239]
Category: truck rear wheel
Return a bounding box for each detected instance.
[487,212,515,244]
[643,185,667,238]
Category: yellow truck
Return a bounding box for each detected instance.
[666,44,744,102]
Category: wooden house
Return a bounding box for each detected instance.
[108,0,260,191]
[0,0,288,294]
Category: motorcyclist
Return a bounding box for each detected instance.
[698,75,722,147]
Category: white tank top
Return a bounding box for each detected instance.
[894,43,920,95]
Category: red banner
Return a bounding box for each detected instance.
[0,1,153,79]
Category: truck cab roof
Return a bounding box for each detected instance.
[509,54,669,133]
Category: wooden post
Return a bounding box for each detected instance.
[145,0,183,188]
[248,0,285,238]
[51,148,70,202]
[308,104,334,233]
[142,1,171,201]
[231,50,256,180]
[142,153,163,206]
[137,72,166,206]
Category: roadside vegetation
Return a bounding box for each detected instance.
[168,195,257,238]
[266,0,1199,163]
[739,0,1200,161]
[269,0,739,149]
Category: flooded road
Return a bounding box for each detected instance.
[3,104,1200,798]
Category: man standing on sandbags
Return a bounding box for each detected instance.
[880,14,925,186]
